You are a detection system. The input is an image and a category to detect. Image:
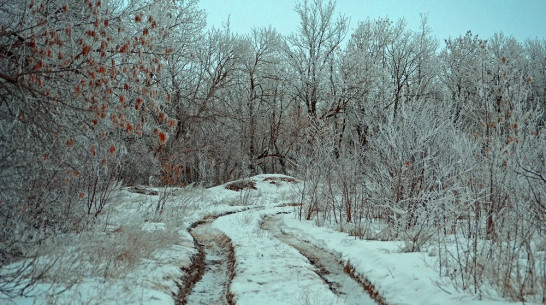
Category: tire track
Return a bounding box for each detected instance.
[261,214,385,305]
[176,212,238,305]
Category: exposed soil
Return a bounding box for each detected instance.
[224,180,257,191]
[126,185,159,195]
[263,176,298,184]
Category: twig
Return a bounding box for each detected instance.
[387,266,394,279]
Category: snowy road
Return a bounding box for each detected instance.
[180,215,236,305]
[261,215,379,305]
[179,204,382,305]
[174,177,388,304]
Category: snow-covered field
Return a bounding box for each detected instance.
[4,175,532,305]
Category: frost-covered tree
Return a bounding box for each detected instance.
[283,0,348,119]
[523,38,546,121]
[341,16,439,150]
[0,0,181,295]
[122,0,206,186]
[237,27,291,174]
[440,31,488,126]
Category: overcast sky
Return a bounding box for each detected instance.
[198,0,546,43]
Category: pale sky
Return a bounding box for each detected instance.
[198,0,546,43]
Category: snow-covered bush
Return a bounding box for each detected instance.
[295,119,339,222]
[436,51,546,301]
[363,101,478,245]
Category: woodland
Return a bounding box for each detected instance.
[0,0,545,302]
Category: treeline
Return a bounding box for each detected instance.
[1,0,544,301]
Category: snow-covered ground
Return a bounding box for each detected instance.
[3,174,533,305]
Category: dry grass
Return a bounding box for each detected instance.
[36,221,180,285]
[3,185,203,304]
[32,187,198,288]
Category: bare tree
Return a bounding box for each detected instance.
[283,0,348,119]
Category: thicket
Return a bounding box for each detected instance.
[1,0,544,301]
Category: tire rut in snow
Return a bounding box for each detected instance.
[261,215,383,305]
[176,214,236,305]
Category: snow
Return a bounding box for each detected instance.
[212,206,344,305]
[3,174,535,305]
[276,215,520,305]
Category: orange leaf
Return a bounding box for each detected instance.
[82,45,91,56]
[158,132,167,144]
[28,39,36,48]
[158,112,166,122]
[33,60,43,70]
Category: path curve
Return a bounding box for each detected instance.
[261,214,383,305]
[176,213,237,305]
